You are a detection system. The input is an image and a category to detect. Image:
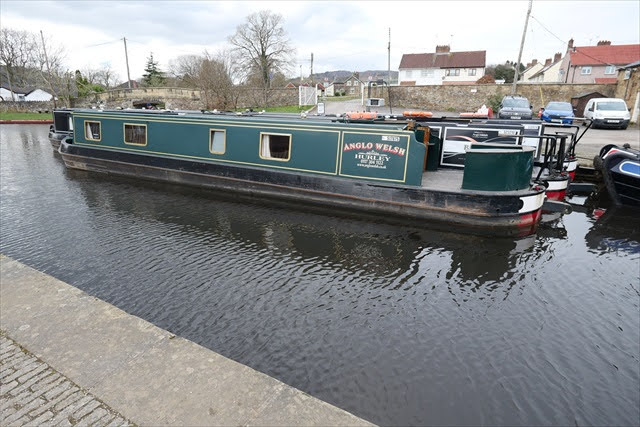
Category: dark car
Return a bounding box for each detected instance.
[498,95,533,120]
[541,101,575,124]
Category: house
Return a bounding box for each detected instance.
[0,84,54,101]
[559,39,640,84]
[615,61,640,123]
[520,59,543,81]
[398,45,486,85]
[527,53,563,83]
[114,80,140,89]
[343,73,364,95]
[325,81,344,96]
[24,89,54,101]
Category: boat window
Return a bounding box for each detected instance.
[209,129,226,154]
[84,121,101,141]
[124,124,147,146]
[260,133,291,161]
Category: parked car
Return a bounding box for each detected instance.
[540,101,575,124]
[497,95,533,120]
[583,98,630,129]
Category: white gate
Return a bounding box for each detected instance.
[298,85,317,106]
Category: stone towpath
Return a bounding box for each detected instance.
[0,255,372,426]
[0,334,130,426]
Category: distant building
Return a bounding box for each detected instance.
[559,39,640,84]
[520,59,543,81]
[0,84,54,101]
[398,45,486,85]
[344,73,364,95]
[527,53,564,83]
[615,60,640,123]
[114,80,140,89]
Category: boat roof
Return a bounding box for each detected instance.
[68,108,412,129]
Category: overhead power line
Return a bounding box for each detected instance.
[530,15,617,66]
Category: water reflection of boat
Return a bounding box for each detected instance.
[585,206,640,254]
[68,168,539,285]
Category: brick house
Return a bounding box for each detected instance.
[398,45,486,85]
[559,39,640,84]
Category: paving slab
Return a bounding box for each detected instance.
[0,255,373,426]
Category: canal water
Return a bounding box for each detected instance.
[1,124,638,426]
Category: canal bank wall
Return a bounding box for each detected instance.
[0,255,372,426]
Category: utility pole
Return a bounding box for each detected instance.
[387,28,391,85]
[512,0,532,94]
[310,52,313,84]
[123,37,132,89]
[39,30,57,108]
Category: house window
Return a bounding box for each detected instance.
[581,66,592,75]
[209,129,226,154]
[445,69,460,76]
[604,65,616,75]
[84,121,101,141]
[468,68,476,76]
[405,70,413,78]
[124,123,147,146]
[350,87,355,94]
[260,132,291,161]
[421,69,434,77]
[346,80,352,86]
[624,70,631,80]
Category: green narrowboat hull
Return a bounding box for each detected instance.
[56,109,546,236]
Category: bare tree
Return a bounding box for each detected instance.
[169,55,200,85]
[169,51,239,110]
[33,34,74,106]
[228,10,294,106]
[0,28,37,100]
[95,65,119,89]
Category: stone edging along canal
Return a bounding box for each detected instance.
[0,255,373,426]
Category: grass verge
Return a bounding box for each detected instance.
[0,112,52,120]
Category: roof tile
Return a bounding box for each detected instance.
[399,51,486,69]
[570,44,640,66]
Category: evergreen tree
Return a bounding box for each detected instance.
[142,53,166,87]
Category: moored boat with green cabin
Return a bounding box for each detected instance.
[56,108,546,236]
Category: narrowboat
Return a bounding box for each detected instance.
[48,108,75,150]
[357,115,573,203]
[594,144,640,207]
[54,108,547,236]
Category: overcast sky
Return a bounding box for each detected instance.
[2,0,638,83]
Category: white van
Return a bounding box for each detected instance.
[583,98,631,129]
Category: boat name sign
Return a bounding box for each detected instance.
[339,132,410,183]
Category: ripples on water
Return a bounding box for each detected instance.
[1,125,639,426]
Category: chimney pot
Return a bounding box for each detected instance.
[597,40,611,46]
[435,45,451,53]
[531,59,538,65]
[568,38,574,50]
[554,52,562,62]
[544,58,552,66]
